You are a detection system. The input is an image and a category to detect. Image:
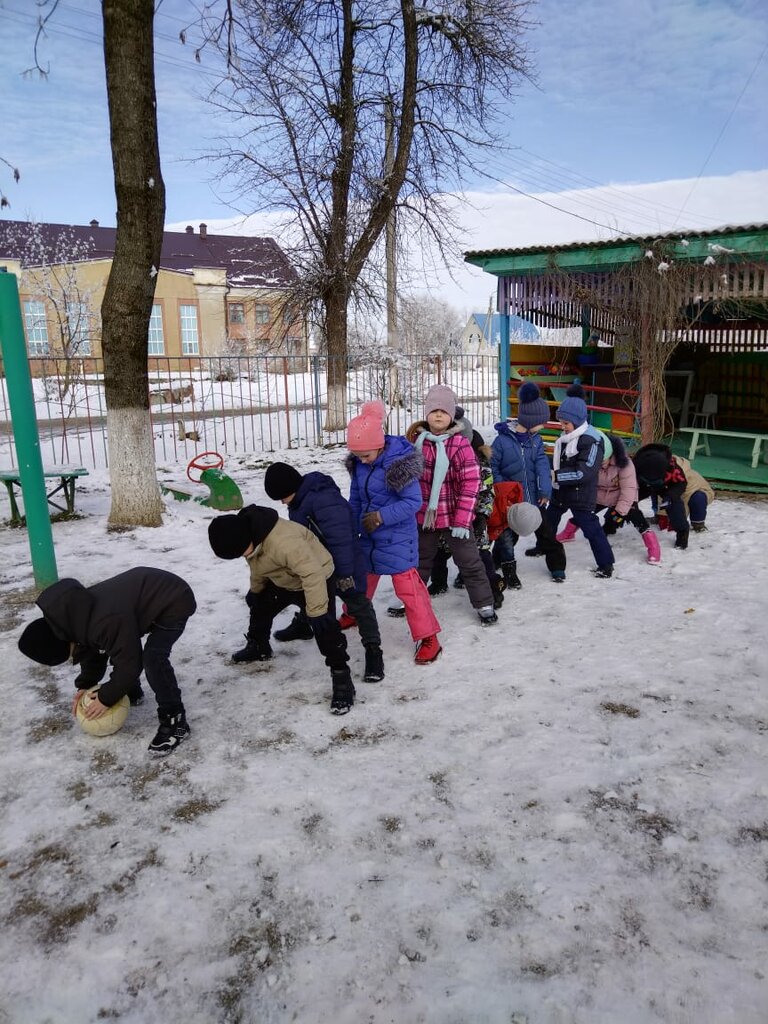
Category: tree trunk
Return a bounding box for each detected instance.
[639,314,655,444]
[323,285,350,431]
[101,0,165,527]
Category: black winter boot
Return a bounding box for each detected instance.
[674,530,690,549]
[491,574,505,609]
[363,645,385,682]
[148,707,190,755]
[525,546,544,557]
[691,522,708,533]
[502,561,522,590]
[274,611,313,642]
[592,565,614,578]
[330,667,356,715]
[452,572,465,589]
[232,636,273,663]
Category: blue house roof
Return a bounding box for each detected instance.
[473,313,539,345]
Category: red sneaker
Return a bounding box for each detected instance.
[338,613,358,630]
[414,635,442,665]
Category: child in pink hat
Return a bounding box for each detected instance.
[343,401,442,665]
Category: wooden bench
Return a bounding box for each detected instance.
[677,428,768,469]
[0,467,89,526]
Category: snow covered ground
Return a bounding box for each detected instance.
[0,442,766,1024]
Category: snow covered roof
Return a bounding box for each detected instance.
[0,219,297,289]
[465,223,768,262]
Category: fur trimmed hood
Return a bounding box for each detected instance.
[606,434,629,468]
[345,435,424,493]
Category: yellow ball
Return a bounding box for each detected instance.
[76,688,130,737]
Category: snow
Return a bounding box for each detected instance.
[1,442,767,1024]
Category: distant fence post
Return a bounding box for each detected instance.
[282,357,292,449]
[311,355,323,443]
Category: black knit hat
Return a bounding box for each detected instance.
[18,618,71,666]
[208,514,252,560]
[633,447,670,487]
[264,462,303,501]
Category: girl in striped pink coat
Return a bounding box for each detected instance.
[411,385,498,626]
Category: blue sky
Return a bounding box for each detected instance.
[1,0,766,243]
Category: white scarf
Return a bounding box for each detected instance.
[553,421,589,471]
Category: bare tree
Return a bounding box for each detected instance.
[399,294,464,357]
[0,220,98,417]
[0,221,97,356]
[100,0,165,527]
[0,158,20,210]
[192,0,533,428]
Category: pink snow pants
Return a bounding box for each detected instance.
[367,567,440,642]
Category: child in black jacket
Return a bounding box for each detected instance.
[543,385,615,578]
[633,443,695,550]
[18,567,196,755]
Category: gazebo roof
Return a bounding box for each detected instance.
[465,224,768,275]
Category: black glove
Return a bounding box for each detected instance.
[336,576,355,592]
[606,508,625,529]
[362,511,383,533]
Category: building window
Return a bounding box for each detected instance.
[228,302,245,325]
[23,300,49,355]
[148,304,164,355]
[66,301,92,356]
[254,304,270,324]
[180,304,200,355]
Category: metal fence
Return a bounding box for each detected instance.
[0,353,500,470]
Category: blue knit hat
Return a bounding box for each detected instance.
[557,384,588,427]
[517,382,550,429]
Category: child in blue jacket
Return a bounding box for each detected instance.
[543,385,615,578]
[491,382,566,584]
[345,401,442,666]
[264,463,384,682]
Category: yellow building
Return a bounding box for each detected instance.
[0,219,306,363]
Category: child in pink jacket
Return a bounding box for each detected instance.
[411,385,497,625]
[557,434,661,564]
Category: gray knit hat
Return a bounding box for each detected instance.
[507,502,542,537]
[454,405,474,441]
[517,382,550,429]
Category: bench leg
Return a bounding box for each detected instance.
[688,432,699,461]
[751,438,762,470]
[63,477,76,515]
[4,481,22,527]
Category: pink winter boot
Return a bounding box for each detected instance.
[556,520,579,544]
[642,529,661,564]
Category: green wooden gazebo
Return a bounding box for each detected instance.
[465,225,768,455]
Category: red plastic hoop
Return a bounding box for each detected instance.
[187,451,224,482]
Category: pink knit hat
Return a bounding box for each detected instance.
[347,400,386,451]
[424,384,458,420]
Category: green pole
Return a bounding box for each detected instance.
[0,272,58,587]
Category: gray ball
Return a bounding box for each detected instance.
[507,502,542,537]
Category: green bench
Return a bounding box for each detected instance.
[677,428,768,469]
[0,467,89,526]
